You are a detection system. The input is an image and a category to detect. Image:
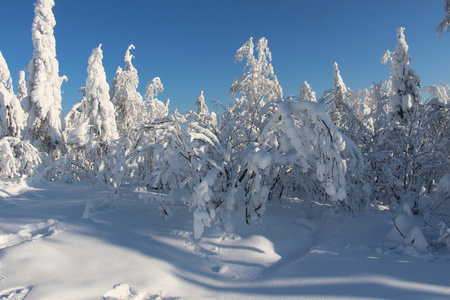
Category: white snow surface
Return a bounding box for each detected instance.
[0,180,449,300]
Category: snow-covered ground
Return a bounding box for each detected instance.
[0,179,449,300]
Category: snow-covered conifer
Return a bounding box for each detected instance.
[195,90,208,114]
[145,77,169,120]
[0,51,25,138]
[189,91,217,130]
[65,44,118,160]
[24,0,67,157]
[0,50,14,93]
[320,63,368,145]
[382,27,420,123]
[327,62,351,122]
[17,70,28,104]
[299,81,316,102]
[0,86,26,138]
[110,45,145,134]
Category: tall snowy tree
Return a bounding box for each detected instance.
[65,44,118,162]
[299,81,316,102]
[322,62,351,123]
[0,50,14,93]
[367,27,449,208]
[145,77,169,120]
[24,0,67,157]
[381,27,420,123]
[437,0,450,35]
[110,44,145,134]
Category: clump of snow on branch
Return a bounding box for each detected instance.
[145,77,169,120]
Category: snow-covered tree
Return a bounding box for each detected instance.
[0,136,43,179]
[145,77,169,120]
[381,27,420,123]
[321,62,351,124]
[320,63,369,146]
[24,0,67,157]
[0,50,14,93]
[224,37,283,155]
[0,85,26,138]
[110,44,145,134]
[17,70,28,104]
[299,81,316,102]
[230,37,283,107]
[437,0,450,35]
[65,44,118,165]
[189,90,217,130]
[195,90,208,114]
[0,52,26,138]
[366,28,449,209]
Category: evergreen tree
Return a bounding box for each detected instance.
[0,51,26,138]
[110,44,145,134]
[17,70,28,104]
[381,27,420,123]
[0,50,14,93]
[299,81,316,102]
[195,90,208,114]
[65,45,118,160]
[24,0,67,157]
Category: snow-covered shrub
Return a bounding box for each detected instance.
[257,100,369,212]
[0,136,43,179]
[105,111,222,202]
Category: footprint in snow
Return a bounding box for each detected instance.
[0,219,63,251]
[0,286,32,300]
[103,284,179,300]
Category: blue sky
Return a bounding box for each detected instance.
[0,0,449,114]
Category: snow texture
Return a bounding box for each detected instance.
[0,181,449,299]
